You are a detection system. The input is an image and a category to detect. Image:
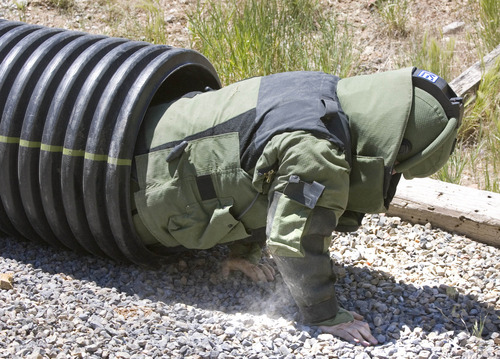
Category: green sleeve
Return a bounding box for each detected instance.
[252,131,351,324]
[253,131,350,257]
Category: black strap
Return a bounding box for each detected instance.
[323,97,352,167]
[283,175,325,209]
[196,175,217,201]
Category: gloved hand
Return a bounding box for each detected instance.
[221,257,275,282]
[319,310,378,346]
[223,241,275,282]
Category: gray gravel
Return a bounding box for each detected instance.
[1,214,499,358]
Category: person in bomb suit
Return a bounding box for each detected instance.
[130,67,463,345]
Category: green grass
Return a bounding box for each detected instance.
[13,1,28,22]
[475,0,500,52]
[433,57,500,192]
[46,0,75,11]
[375,0,409,37]
[408,0,500,193]
[472,315,486,338]
[407,32,456,82]
[187,0,358,85]
[137,0,168,45]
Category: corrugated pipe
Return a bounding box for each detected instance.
[0,19,221,266]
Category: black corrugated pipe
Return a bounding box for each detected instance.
[0,20,221,266]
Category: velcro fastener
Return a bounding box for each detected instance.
[283,175,325,209]
[196,174,217,201]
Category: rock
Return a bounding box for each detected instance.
[317,333,334,341]
[442,21,465,34]
[376,334,386,344]
[115,352,131,359]
[279,345,291,355]
[455,331,469,345]
[371,347,389,358]
[0,272,13,290]
[375,303,388,312]
[435,266,445,276]
[177,260,188,271]
[349,249,362,262]
[297,331,310,342]
[1,212,499,358]
[355,353,370,359]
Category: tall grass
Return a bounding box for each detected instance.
[433,58,500,192]
[13,1,28,22]
[375,0,410,37]
[408,32,456,82]
[138,0,168,45]
[414,0,499,192]
[188,0,357,85]
[475,0,500,52]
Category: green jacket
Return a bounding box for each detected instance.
[131,69,414,325]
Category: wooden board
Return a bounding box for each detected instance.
[449,44,500,97]
[387,178,500,248]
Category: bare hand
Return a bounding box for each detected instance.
[221,257,275,282]
[319,311,378,347]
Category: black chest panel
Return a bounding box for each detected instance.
[240,72,351,171]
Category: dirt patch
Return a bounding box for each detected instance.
[328,0,478,75]
[0,0,482,77]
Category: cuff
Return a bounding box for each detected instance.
[227,241,262,264]
[312,307,354,326]
[301,296,340,325]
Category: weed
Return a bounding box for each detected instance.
[46,0,74,11]
[137,0,167,45]
[434,58,500,192]
[14,0,27,22]
[375,0,410,37]
[472,315,486,338]
[474,0,500,53]
[188,0,357,85]
[409,32,456,82]
[433,142,467,185]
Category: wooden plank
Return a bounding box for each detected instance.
[386,178,500,248]
[449,44,500,97]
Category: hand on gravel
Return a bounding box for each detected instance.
[319,311,378,347]
[221,257,275,282]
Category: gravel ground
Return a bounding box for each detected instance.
[0,4,498,358]
[1,214,499,358]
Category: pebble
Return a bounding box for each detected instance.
[317,333,334,341]
[418,349,431,359]
[0,214,499,358]
[374,316,384,327]
[355,353,371,359]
